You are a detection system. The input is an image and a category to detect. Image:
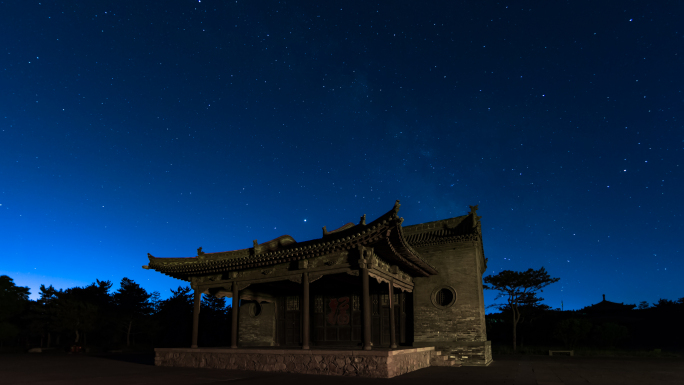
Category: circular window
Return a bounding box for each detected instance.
[431,286,457,309]
[250,302,262,317]
[436,289,453,306]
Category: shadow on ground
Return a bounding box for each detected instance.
[95,352,156,366]
[2,352,683,385]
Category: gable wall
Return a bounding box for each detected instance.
[412,240,487,346]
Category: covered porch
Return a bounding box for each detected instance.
[191,247,417,351]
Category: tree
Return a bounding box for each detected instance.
[36,285,61,347]
[113,278,154,347]
[199,294,230,347]
[0,275,31,346]
[55,281,116,346]
[637,301,650,310]
[155,286,193,347]
[483,267,560,352]
[593,322,629,348]
[652,298,677,309]
[76,280,115,347]
[553,318,592,348]
[52,295,98,344]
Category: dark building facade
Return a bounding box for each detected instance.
[143,201,492,366]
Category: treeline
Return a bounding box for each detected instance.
[0,275,233,351]
[486,299,684,351]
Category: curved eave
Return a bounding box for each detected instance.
[144,201,428,278]
[392,222,439,275]
[373,222,438,277]
[148,220,394,277]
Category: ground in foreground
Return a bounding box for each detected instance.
[1,352,683,385]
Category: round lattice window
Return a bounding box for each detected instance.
[250,302,262,317]
[431,286,457,309]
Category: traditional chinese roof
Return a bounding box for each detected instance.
[144,200,438,281]
[403,205,487,272]
[582,295,636,313]
[402,204,482,248]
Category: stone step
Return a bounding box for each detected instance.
[429,350,462,367]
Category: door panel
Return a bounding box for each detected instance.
[313,295,361,345]
[276,296,301,346]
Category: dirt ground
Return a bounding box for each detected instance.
[1,352,682,384]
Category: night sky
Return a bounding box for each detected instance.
[2,1,682,313]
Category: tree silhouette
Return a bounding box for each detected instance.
[52,295,98,344]
[652,298,677,309]
[553,318,592,349]
[199,294,230,347]
[155,286,193,347]
[36,285,61,347]
[483,267,560,352]
[0,275,30,346]
[113,278,154,347]
[593,322,629,348]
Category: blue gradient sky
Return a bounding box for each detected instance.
[1,1,681,312]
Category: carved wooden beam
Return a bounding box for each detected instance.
[236,282,251,291]
[309,274,324,283]
[287,274,302,284]
[368,271,390,285]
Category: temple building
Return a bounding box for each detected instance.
[143,201,492,369]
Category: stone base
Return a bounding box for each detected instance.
[154,346,435,378]
[414,341,492,366]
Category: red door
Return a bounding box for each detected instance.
[313,295,362,345]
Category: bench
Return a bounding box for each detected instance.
[549,350,574,356]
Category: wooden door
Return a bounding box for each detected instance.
[371,294,401,346]
[276,296,301,346]
[313,295,361,345]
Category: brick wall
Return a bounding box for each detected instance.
[412,241,487,344]
[239,301,276,346]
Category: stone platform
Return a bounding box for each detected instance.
[154,346,435,378]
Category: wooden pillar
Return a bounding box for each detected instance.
[231,282,239,348]
[191,288,201,348]
[302,272,310,349]
[399,292,405,344]
[361,265,372,350]
[388,281,397,348]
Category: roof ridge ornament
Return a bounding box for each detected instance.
[392,200,401,215]
[252,239,260,256]
[359,214,366,225]
[322,226,328,237]
[197,247,207,261]
[469,205,482,231]
[143,254,153,270]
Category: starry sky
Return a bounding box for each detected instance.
[2,1,682,312]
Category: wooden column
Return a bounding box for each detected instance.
[302,272,310,349]
[231,282,239,348]
[388,281,397,348]
[191,288,201,348]
[361,264,372,350]
[399,292,405,344]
